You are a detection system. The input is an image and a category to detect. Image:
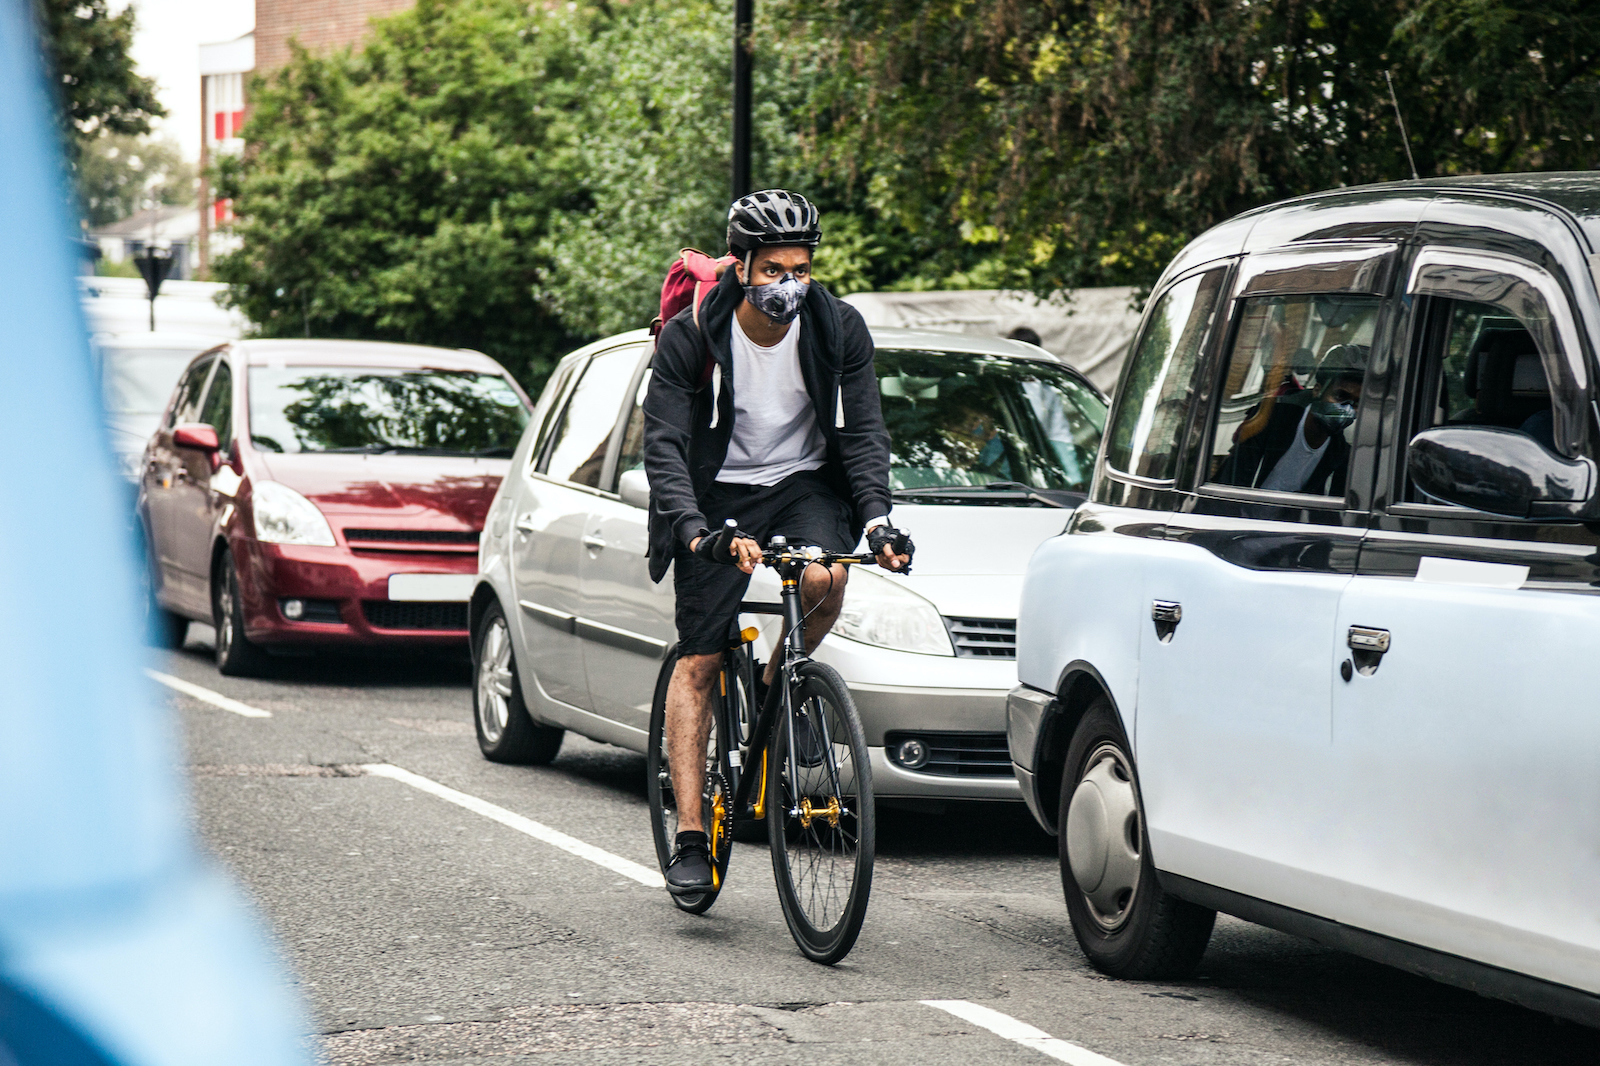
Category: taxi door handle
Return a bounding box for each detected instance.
[581,535,606,550]
[1343,625,1391,679]
[514,514,536,536]
[1151,600,1181,643]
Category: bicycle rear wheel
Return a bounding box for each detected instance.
[767,659,875,963]
[647,645,734,914]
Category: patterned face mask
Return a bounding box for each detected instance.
[1310,399,1357,431]
[743,272,809,325]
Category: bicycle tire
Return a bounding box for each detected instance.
[647,644,734,914]
[767,659,875,963]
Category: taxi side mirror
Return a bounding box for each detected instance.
[1408,425,1595,519]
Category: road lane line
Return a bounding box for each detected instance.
[145,669,272,718]
[921,1001,1127,1066]
[360,763,665,889]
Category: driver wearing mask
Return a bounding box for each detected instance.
[1219,344,1366,497]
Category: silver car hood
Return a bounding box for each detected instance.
[747,501,1071,620]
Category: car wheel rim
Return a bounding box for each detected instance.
[1065,741,1142,932]
[217,576,235,660]
[477,617,513,743]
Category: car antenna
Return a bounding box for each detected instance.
[1385,71,1420,181]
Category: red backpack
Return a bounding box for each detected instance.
[652,248,735,388]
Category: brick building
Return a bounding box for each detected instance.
[197,0,416,273]
[254,0,417,74]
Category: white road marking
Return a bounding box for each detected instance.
[921,1000,1128,1066]
[145,669,272,718]
[360,763,665,889]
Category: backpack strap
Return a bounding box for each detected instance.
[691,283,721,428]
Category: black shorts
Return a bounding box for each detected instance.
[672,470,855,656]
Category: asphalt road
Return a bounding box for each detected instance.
[158,629,1600,1066]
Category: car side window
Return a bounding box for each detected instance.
[199,360,233,451]
[1103,268,1226,480]
[1205,294,1381,498]
[166,357,214,428]
[540,346,641,488]
[612,367,652,488]
[527,358,581,471]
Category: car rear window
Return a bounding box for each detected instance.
[247,365,530,456]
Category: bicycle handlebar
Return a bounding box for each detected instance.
[710,519,907,572]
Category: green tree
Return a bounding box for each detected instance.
[35,0,165,161]
[788,0,1600,295]
[213,0,591,388]
[78,134,196,227]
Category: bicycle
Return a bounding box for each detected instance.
[647,521,890,964]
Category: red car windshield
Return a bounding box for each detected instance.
[248,366,530,456]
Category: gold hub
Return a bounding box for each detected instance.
[798,796,841,829]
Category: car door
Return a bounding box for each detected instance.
[576,352,675,736]
[1328,243,1600,991]
[167,357,235,598]
[1135,246,1390,895]
[510,344,642,714]
[144,354,215,615]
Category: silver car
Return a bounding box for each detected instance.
[470,327,1106,800]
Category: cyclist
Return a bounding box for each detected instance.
[642,190,912,895]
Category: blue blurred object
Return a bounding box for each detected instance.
[0,3,311,1064]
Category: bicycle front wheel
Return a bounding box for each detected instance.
[767,660,875,963]
[648,645,733,915]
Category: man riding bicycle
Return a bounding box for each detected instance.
[642,190,912,895]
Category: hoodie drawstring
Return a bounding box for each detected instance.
[835,383,845,429]
[709,364,722,429]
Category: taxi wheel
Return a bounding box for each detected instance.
[474,601,563,765]
[1058,695,1214,979]
[214,550,271,678]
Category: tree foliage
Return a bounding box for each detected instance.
[78,134,195,227]
[213,0,591,387]
[35,0,164,161]
[789,0,1600,293]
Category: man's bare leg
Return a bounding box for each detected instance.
[665,652,720,834]
[762,563,848,686]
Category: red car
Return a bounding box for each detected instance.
[139,339,533,675]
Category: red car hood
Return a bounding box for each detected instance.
[256,452,510,528]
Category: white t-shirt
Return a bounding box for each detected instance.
[717,317,827,485]
[1260,408,1329,493]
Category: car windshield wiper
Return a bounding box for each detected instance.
[893,482,1076,508]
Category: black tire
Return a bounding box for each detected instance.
[473,600,564,765]
[768,660,875,964]
[213,550,272,677]
[1058,695,1215,978]
[647,644,733,914]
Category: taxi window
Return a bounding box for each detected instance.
[1103,269,1226,480]
[1205,294,1380,498]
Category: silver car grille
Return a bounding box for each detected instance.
[944,616,1017,659]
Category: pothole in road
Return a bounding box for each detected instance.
[191,764,367,778]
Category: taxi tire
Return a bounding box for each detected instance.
[1059,695,1214,979]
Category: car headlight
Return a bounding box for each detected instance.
[252,480,336,546]
[832,567,953,656]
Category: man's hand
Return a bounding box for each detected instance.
[867,524,913,572]
[689,532,762,574]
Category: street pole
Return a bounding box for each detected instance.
[732,0,753,202]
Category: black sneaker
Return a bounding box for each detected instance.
[665,831,714,896]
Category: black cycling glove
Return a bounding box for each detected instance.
[867,525,915,572]
[693,520,750,566]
